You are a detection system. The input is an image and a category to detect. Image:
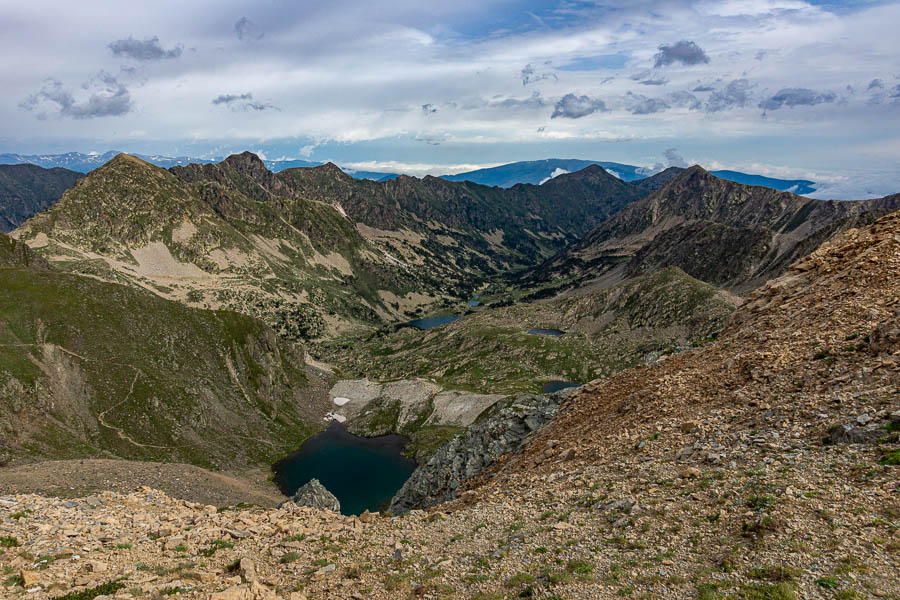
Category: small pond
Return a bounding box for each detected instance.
[272,423,416,516]
[406,315,462,330]
[528,328,565,337]
[542,381,582,394]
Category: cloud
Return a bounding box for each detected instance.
[625,92,669,114]
[235,17,264,42]
[212,93,253,105]
[867,78,884,90]
[890,84,900,99]
[631,70,668,86]
[693,84,715,92]
[422,103,437,115]
[706,79,753,112]
[107,36,182,61]
[664,147,687,168]
[667,91,702,110]
[551,93,607,119]
[211,92,278,111]
[299,144,316,158]
[539,167,569,184]
[20,72,132,120]
[653,41,710,68]
[759,88,837,111]
[521,63,557,85]
[495,91,547,110]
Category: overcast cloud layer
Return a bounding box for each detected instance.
[2,0,899,198]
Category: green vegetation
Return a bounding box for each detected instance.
[52,581,125,600]
[323,267,735,394]
[0,258,319,468]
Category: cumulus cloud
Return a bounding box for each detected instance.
[706,79,753,112]
[759,88,837,111]
[653,41,710,68]
[625,92,669,114]
[422,103,437,115]
[551,93,607,119]
[20,72,132,119]
[521,63,557,85]
[667,91,702,110]
[211,92,278,111]
[108,36,182,61]
[693,84,715,92]
[235,17,264,41]
[867,78,884,90]
[664,147,688,168]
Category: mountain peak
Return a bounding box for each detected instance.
[104,153,154,169]
[222,151,268,171]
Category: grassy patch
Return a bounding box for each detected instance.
[53,581,126,600]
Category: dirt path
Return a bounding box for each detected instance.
[0,459,284,507]
[1,342,182,450]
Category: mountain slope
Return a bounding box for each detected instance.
[13,153,644,338]
[3,212,896,600]
[526,166,900,292]
[0,164,82,232]
[325,267,737,394]
[0,231,329,470]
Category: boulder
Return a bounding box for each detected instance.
[281,479,340,513]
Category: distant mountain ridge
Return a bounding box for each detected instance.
[1,151,816,193]
[524,165,899,293]
[440,159,817,193]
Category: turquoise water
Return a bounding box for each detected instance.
[528,328,565,336]
[542,381,581,394]
[272,423,416,516]
[406,315,462,329]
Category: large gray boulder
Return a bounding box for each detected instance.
[282,478,340,513]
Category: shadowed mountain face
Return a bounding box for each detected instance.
[524,166,900,293]
[12,153,643,338]
[0,164,83,232]
[0,232,328,469]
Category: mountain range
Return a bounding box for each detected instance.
[9,153,645,338]
[523,165,900,293]
[0,151,817,193]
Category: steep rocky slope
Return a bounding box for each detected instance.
[1,210,896,600]
[324,267,737,394]
[13,153,643,339]
[526,165,900,293]
[0,164,82,232]
[0,231,329,470]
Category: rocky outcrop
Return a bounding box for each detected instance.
[388,391,574,514]
[282,479,340,513]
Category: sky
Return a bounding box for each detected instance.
[1,0,899,198]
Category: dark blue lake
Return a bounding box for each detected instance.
[528,328,565,337]
[272,423,416,516]
[542,381,581,394]
[407,315,462,330]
